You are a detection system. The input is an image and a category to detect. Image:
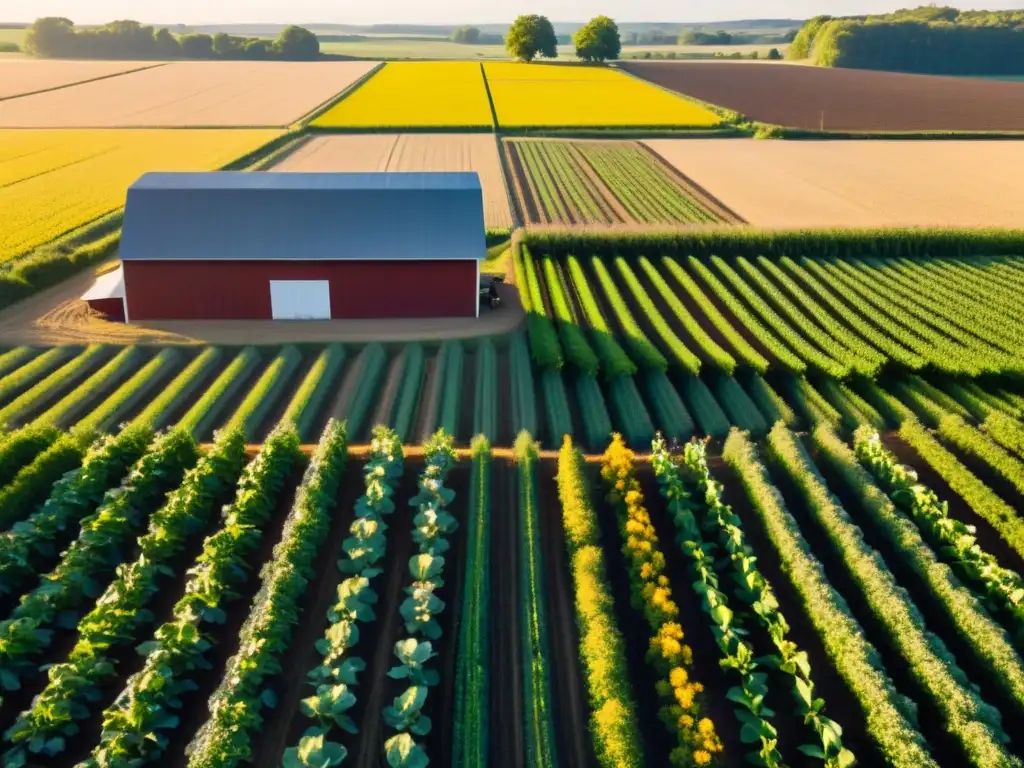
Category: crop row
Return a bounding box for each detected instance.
[283,426,404,766]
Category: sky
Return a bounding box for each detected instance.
[4,0,1022,25]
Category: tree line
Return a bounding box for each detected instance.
[24,18,321,60]
[505,14,621,62]
[790,5,1024,75]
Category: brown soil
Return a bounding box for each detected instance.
[415,352,441,443]
[505,141,547,225]
[370,350,406,430]
[490,460,525,768]
[0,281,525,346]
[620,60,1024,132]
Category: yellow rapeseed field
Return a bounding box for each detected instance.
[484,62,722,128]
[312,62,494,129]
[0,129,281,264]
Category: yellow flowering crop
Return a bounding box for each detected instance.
[0,129,281,264]
[484,62,721,128]
[313,62,494,129]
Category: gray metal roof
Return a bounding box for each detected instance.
[120,171,486,262]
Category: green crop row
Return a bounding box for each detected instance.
[722,429,936,768]
[35,345,143,430]
[899,418,1024,562]
[473,339,497,440]
[782,375,842,429]
[178,346,261,438]
[739,372,797,428]
[282,344,345,440]
[575,374,613,452]
[671,435,856,765]
[283,426,403,768]
[541,370,573,448]
[817,378,886,431]
[542,256,599,376]
[437,340,464,437]
[0,426,150,599]
[0,346,76,408]
[82,424,301,767]
[0,344,108,430]
[77,348,181,435]
[985,411,1024,459]
[0,424,60,488]
[590,256,667,372]
[769,424,1015,768]
[515,432,559,768]
[186,421,347,768]
[937,413,1024,499]
[854,427,1024,647]
[637,256,735,374]
[600,436,723,766]
[133,347,222,431]
[556,438,643,768]
[224,345,303,439]
[685,257,805,374]
[565,255,636,378]
[711,374,767,436]
[2,428,247,766]
[614,256,701,375]
[608,375,655,447]
[0,347,37,380]
[714,257,850,378]
[393,343,425,441]
[517,246,563,371]
[452,438,492,768]
[346,343,388,439]
[0,428,192,712]
[779,257,927,372]
[0,430,86,531]
[510,333,538,437]
[815,426,1024,714]
[651,436,784,766]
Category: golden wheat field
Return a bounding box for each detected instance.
[647,138,1024,228]
[483,62,721,128]
[0,60,161,100]
[312,62,494,129]
[0,129,281,263]
[271,134,513,227]
[0,62,378,127]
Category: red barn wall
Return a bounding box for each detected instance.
[123,260,477,320]
[85,297,125,322]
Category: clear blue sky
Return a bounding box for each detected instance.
[5,0,1021,25]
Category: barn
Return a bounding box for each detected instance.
[104,171,486,322]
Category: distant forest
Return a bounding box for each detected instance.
[21,18,322,60]
[790,6,1024,75]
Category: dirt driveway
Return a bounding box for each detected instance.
[0,272,524,346]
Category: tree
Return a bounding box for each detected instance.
[24,17,76,57]
[179,33,214,58]
[154,28,181,57]
[574,15,621,62]
[505,15,558,62]
[212,32,241,57]
[274,25,319,60]
[451,26,481,44]
[767,47,782,60]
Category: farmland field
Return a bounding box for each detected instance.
[0,59,160,100]
[620,60,1024,132]
[0,129,281,264]
[311,61,494,129]
[647,139,1024,228]
[505,138,740,225]
[0,61,378,127]
[271,134,513,228]
[3,333,1024,767]
[484,61,722,128]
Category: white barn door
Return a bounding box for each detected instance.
[269,280,331,320]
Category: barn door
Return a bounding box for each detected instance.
[269,280,331,320]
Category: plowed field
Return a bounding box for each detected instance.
[0,61,379,127]
[620,60,1024,132]
[0,59,160,100]
[271,134,513,228]
[647,138,1024,228]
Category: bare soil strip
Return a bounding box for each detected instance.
[505,141,547,225]
[620,60,1024,132]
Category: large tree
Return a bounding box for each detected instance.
[274,25,320,60]
[574,15,621,62]
[506,15,558,62]
[24,17,76,57]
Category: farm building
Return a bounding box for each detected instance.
[93,171,486,321]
